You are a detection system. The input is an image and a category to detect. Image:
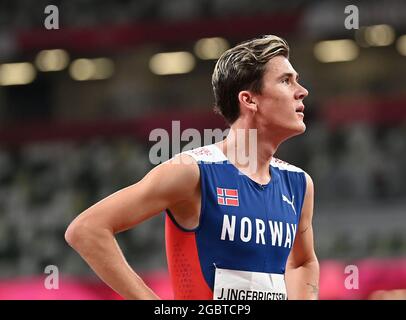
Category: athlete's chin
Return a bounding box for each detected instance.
[268,121,306,140]
[289,122,306,136]
[283,125,305,141]
[278,126,305,142]
[298,122,306,133]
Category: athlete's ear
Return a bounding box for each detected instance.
[238,91,258,115]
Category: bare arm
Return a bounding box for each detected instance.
[65,154,199,299]
[285,172,320,300]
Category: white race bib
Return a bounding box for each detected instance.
[213,267,287,300]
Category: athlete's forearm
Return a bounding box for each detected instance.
[285,259,320,300]
[65,223,160,300]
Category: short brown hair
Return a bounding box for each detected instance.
[212,35,290,124]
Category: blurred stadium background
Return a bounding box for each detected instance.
[0,0,405,300]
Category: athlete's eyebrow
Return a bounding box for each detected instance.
[278,72,299,81]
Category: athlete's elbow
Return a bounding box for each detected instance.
[65,218,102,251]
[302,254,319,271]
[65,220,85,249]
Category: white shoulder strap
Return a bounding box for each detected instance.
[182,144,227,163]
[270,157,304,173]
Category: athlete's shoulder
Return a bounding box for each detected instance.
[182,144,227,163]
[271,158,313,198]
[270,157,305,173]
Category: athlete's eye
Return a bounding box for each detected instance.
[282,78,290,84]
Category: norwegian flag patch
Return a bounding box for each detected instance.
[217,187,239,206]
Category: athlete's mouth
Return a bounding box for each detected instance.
[295,105,305,113]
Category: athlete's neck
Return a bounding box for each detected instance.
[217,125,282,185]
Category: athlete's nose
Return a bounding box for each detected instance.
[295,83,309,100]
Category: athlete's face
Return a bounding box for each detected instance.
[253,55,308,139]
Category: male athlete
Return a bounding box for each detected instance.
[65,35,320,300]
